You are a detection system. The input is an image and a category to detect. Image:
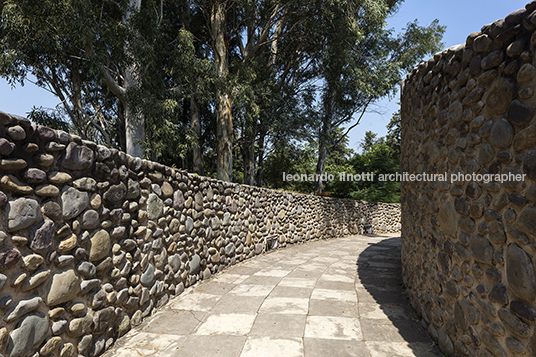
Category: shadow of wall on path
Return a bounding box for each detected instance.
[357,236,443,356]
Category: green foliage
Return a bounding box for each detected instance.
[1,0,441,200]
[385,109,401,161]
[350,142,400,203]
[27,106,71,132]
[264,122,401,203]
[0,0,130,146]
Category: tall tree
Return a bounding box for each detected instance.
[205,0,233,181]
[100,0,144,157]
[361,131,381,153]
[0,0,120,145]
[311,0,444,192]
[203,0,316,182]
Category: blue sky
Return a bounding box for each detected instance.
[0,0,531,151]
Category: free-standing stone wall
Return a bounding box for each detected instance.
[401,1,536,356]
[0,110,400,357]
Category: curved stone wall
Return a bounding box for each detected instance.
[0,110,400,357]
[401,2,536,356]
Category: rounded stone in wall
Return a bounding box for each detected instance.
[523,150,536,180]
[479,143,496,164]
[490,118,514,148]
[4,197,41,232]
[519,206,536,237]
[448,100,463,125]
[507,100,535,127]
[481,50,503,70]
[469,235,494,265]
[89,230,111,262]
[103,182,127,203]
[44,269,81,306]
[438,201,457,237]
[506,244,536,302]
[429,141,441,164]
[517,63,536,82]
[473,34,492,52]
[503,166,524,190]
[6,313,49,357]
[61,187,89,220]
[61,142,94,171]
[147,194,164,220]
[454,299,480,331]
[466,182,482,200]
[485,78,515,115]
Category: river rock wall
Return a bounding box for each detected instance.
[0,110,400,357]
[401,2,536,356]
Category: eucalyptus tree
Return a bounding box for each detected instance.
[200,0,318,182]
[0,0,121,145]
[0,0,149,153]
[309,0,445,192]
[1,0,205,160]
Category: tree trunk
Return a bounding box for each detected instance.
[71,60,86,138]
[185,1,204,175]
[123,0,144,158]
[315,84,336,193]
[210,1,233,181]
[191,94,204,175]
[216,93,233,181]
[315,127,328,193]
[210,1,233,182]
[124,87,144,157]
[243,109,257,185]
[255,130,266,187]
[116,98,126,151]
[243,135,255,186]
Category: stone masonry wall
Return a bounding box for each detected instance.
[401,2,536,356]
[0,109,400,357]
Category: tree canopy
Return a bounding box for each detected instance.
[1,0,444,201]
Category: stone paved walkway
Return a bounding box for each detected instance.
[102,234,442,357]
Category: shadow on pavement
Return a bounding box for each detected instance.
[356,237,443,356]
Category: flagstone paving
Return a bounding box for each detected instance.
[102,233,442,357]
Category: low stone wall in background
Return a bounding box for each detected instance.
[401,2,536,356]
[0,110,400,357]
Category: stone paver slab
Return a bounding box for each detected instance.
[210,295,266,314]
[318,274,355,283]
[253,269,292,277]
[193,282,236,295]
[304,316,362,340]
[249,313,306,338]
[240,275,283,286]
[365,341,442,357]
[228,284,274,297]
[195,313,256,336]
[259,297,309,314]
[166,292,221,311]
[269,285,313,298]
[359,303,408,320]
[172,335,247,357]
[304,338,370,357]
[310,288,357,302]
[240,337,303,357]
[108,332,184,357]
[308,299,358,318]
[278,277,317,288]
[316,280,355,291]
[211,274,250,285]
[141,310,201,335]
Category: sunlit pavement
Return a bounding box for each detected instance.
[102,233,442,357]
